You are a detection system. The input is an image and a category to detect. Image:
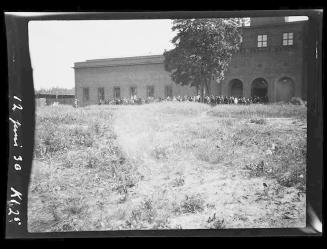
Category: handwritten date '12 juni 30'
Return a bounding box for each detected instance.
[8,96,23,227]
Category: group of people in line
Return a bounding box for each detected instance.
[93,94,269,106]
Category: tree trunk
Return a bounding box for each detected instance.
[200,81,204,103]
[205,79,211,96]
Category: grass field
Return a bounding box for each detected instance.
[28,102,306,231]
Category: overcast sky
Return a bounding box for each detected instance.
[28,16,308,90]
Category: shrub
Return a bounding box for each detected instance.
[152,145,168,160]
[63,197,86,215]
[207,213,226,229]
[270,142,306,190]
[38,123,69,158]
[249,118,266,125]
[152,217,170,229]
[178,194,205,214]
[70,126,94,147]
[34,135,47,159]
[171,176,185,187]
[245,161,265,177]
[63,148,100,168]
[124,199,158,229]
[243,139,306,191]
[195,142,224,164]
[290,97,305,105]
[277,169,306,190]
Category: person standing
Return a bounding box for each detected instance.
[74,98,78,108]
[234,97,238,104]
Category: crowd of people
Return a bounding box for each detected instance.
[92,95,269,106]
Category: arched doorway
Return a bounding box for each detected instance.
[276,77,295,102]
[251,78,268,99]
[229,79,243,97]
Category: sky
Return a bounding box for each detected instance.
[29,19,176,90]
[28,16,308,90]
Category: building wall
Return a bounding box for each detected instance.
[218,21,306,102]
[75,63,196,106]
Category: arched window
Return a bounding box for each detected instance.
[251,78,268,99]
[276,77,295,102]
[229,79,243,97]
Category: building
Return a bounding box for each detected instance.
[74,17,309,106]
[74,55,195,106]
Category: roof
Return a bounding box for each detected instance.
[74,54,164,69]
[243,19,307,30]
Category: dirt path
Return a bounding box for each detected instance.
[113,105,306,229]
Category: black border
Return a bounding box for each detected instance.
[2,10,324,238]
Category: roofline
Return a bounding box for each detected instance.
[85,54,163,62]
[74,54,164,69]
[244,20,308,29]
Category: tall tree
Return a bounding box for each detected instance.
[164,18,243,102]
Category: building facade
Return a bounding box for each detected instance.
[74,55,196,106]
[74,17,309,106]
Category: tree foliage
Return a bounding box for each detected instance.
[163,18,243,100]
[35,87,75,95]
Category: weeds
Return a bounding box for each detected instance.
[195,142,224,164]
[250,118,266,125]
[63,197,86,215]
[208,103,307,119]
[171,176,185,187]
[245,161,266,177]
[177,194,205,214]
[152,145,168,160]
[30,105,140,232]
[244,140,306,190]
[123,199,169,229]
[206,213,226,229]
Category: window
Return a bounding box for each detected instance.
[257,34,267,47]
[83,87,89,101]
[283,32,293,46]
[113,87,120,99]
[98,87,105,101]
[165,85,173,98]
[130,87,137,97]
[147,86,154,98]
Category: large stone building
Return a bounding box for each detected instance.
[74,17,309,106]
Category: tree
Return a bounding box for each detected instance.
[35,86,75,95]
[163,18,243,102]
